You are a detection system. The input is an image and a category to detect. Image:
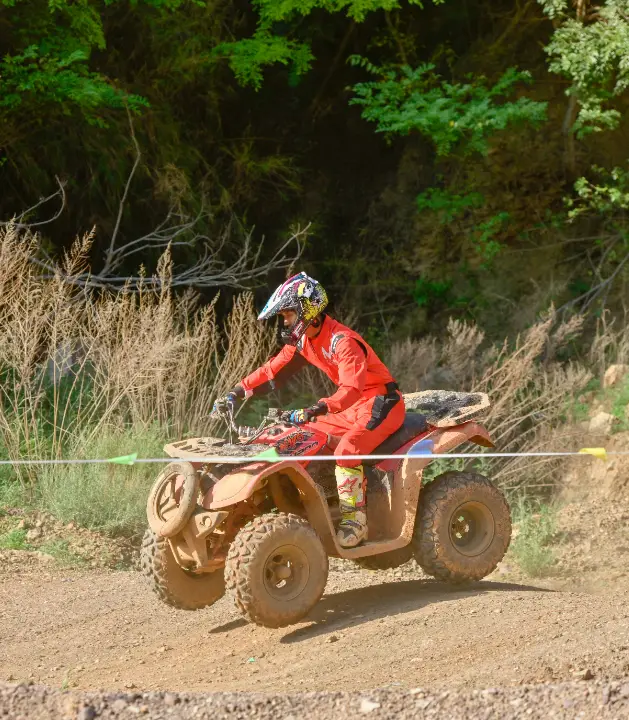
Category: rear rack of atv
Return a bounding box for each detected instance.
[403,390,489,427]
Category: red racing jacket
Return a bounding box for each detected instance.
[240,316,396,413]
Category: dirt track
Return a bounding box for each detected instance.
[2,443,629,717]
[2,558,629,696]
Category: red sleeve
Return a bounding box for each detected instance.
[319,337,367,413]
[241,344,297,396]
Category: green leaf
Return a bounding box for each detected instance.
[349,62,547,156]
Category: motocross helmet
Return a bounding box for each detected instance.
[258,272,328,346]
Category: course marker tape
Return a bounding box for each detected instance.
[109,452,139,466]
[0,447,624,466]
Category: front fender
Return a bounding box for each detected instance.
[202,461,338,554]
[202,463,268,509]
[203,460,320,510]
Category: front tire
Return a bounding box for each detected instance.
[225,513,328,628]
[413,471,511,583]
[140,529,225,610]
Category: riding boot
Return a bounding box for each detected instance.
[335,464,368,548]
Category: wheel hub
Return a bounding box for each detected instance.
[263,544,309,601]
[452,512,472,540]
[448,501,495,557]
[156,475,184,522]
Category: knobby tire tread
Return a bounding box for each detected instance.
[413,471,511,583]
[140,529,225,611]
[225,512,328,629]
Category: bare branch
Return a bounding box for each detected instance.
[4,114,304,292]
[557,235,629,314]
[103,106,142,275]
[0,176,67,230]
[26,222,307,291]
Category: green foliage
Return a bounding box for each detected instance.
[540,0,629,136]
[473,211,510,263]
[569,377,600,423]
[39,539,87,567]
[252,0,427,24]
[421,457,491,485]
[213,31,314,90]
[349,62,547,156]
[214,0,435,88]
[0,46,148,119]
[509,496,558,577]
[571,374,629,431]
[568,165,629,218]
[36,425,165,538]
[415,189,508,263]
[2,0,629,351]
[0,472,25,507]
[0,0,205,124]
[210,0,415,89]
[362,321,389,357]
[416,188,484,224]
[610,376,629,430]
[413,276,451,307]
[0,528,28,550]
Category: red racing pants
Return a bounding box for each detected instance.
[306,388,406,468]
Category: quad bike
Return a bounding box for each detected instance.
[141,390,512,628]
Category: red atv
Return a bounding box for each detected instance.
[141,390,511,628]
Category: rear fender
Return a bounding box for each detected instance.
[339,420,495,560]
[427,420,494,454]
[375,420,493,472]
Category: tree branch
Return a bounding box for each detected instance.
[103,106,142,275]
[25,222,307,291]
[0,176,67,230]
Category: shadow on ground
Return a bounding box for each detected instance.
[207,578,552,640]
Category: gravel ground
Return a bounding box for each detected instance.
[2,679,629,719]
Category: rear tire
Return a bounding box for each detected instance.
[140,529,225,610]
[225,513,328,628]
[413,471,511,583]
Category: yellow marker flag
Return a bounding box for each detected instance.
[578,447,607,461]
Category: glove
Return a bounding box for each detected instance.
[212,386,244,415]
[212,393,237,415]
[287,402,328,425]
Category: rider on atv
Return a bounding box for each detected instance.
[214,272,405,548]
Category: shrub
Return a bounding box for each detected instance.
[509,497,558,577]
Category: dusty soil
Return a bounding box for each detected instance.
[1,434,628,717]
[3,558,629,695]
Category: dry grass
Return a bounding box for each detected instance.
[588,308,629,385]
[0,224,273,488]
[387,307,613,492]
[1,221,626,516]
[387,337,438,392]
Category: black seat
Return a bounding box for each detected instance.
[363,412,428,466]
